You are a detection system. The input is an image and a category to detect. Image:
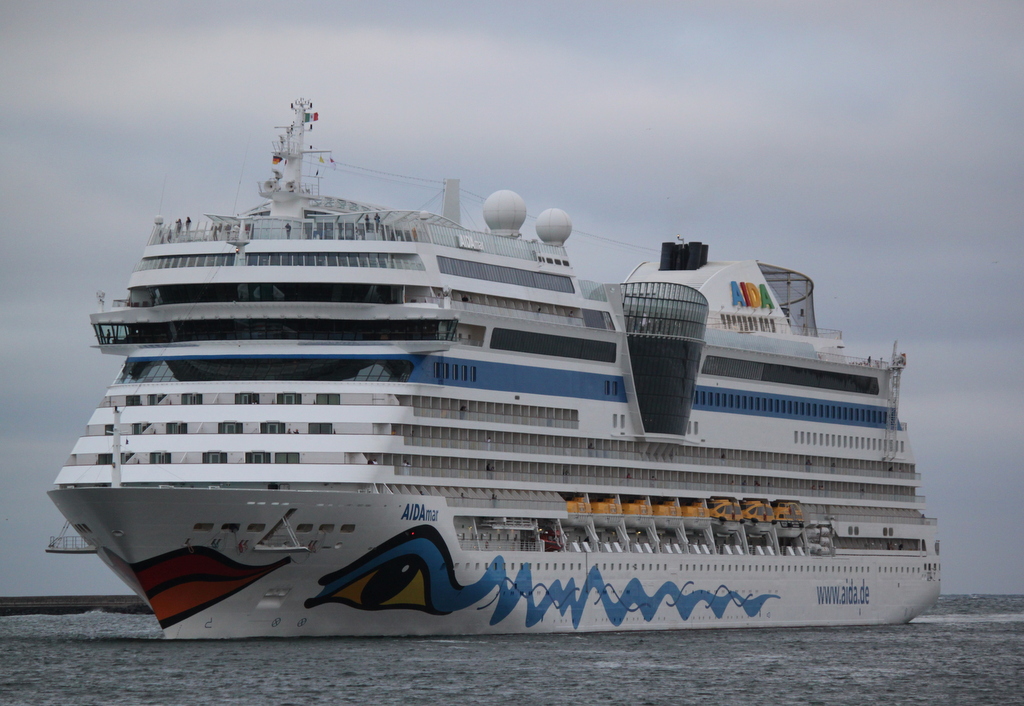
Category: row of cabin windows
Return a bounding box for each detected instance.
[433,362,478,382]
[403,395,580,429]
[453,562,914,574]
[100,449,912,504]
[191,522,356,534]
[201,452,299,464]
[117,392,343,407]
[696,390,888,425]
[105,452,301,464]
[108,422,334,435]
[795,430,905,454]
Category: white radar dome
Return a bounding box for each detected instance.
[535,208,573,245]
[483,190,527,237]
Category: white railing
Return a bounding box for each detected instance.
[398,466,925,504]
[149,222,240,246]
[817,351,891,369]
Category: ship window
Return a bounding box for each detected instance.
[142,282,402,306]
[150,452,171,464]
[118,358,416,384]
[437,255,575,293]
[470,366,477,382]
[218,422,243,434]
[295,524,313,533]
[148,394,166,405]
[166,422,188,434]
[136,253,235,271]
[244,251,424,270]
[181,393,203,405]
[309,423,333,434]
[319,524,335,533]
[277,393,299,404]
[235,392,260,404]
[202,452,228,464]
[492,329,615,363]
[339,524,356,533]
[316,393,341,405]
[274,452,299,463]
[192,523,214,532]
[125,395,141,407]
[246,523,266,532]
[245,452,271,463]
[99,318,457,345]
[260,422,286,434]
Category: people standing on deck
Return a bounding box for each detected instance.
[185,217,191,231]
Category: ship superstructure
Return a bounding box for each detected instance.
[48,101,939,637]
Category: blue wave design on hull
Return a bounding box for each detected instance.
[307,525,780,627]
[489,565,778,628]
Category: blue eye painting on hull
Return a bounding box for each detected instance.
[305,525,779,628]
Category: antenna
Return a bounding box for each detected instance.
[158,174,167,214]
[96,290,106,312]
[233,133,251,215]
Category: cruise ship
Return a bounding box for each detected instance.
[47,100,940,638]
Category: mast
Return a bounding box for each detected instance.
[259,98,318,219]
[884,341,906,461]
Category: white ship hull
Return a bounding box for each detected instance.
[50,487,939,638]
[48,101,940,639]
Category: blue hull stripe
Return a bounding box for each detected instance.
[693,385,898,430]
[126,352,628,403]
[124,353,894,425]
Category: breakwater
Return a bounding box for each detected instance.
[0,595,151,616]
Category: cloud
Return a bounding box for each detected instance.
[1,1,1022,596]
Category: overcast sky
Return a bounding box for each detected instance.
[1,1,1021,596]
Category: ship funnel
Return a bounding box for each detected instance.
[659,241,708,271]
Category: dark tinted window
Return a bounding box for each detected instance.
[702,356,880,395]
[95,319,457,345]
[490,328,616,362]
[118,358,414,384]
[438,256,574,293]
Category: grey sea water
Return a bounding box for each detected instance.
[1,595,1021,706]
